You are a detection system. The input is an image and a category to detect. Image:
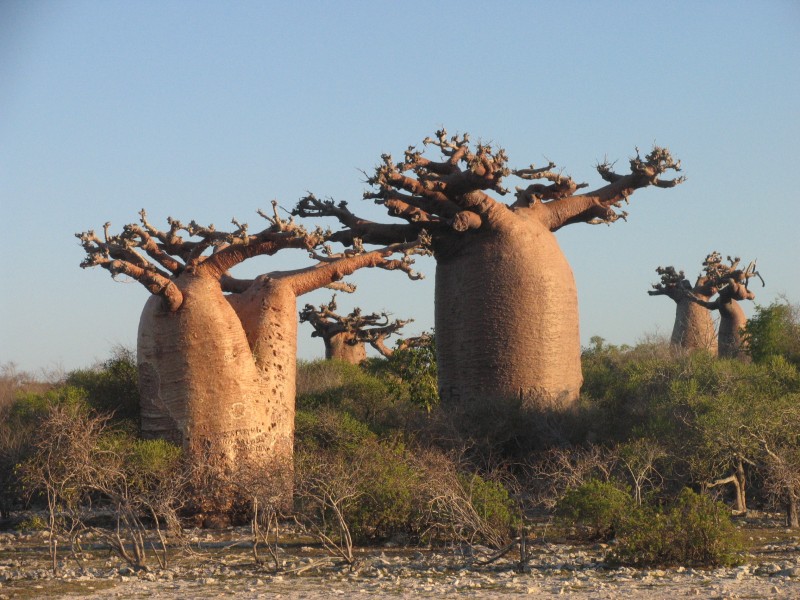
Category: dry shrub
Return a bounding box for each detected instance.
[20,403,187,572]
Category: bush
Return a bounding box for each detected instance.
[366,334,439,412]
[65,346,139,422]
[348,439,424,542]
[295,407,375,453]
[458,473,520,538]
[297,360,406,433]
[555,479,632,540]
[745,300,800,367]
[611,488,743,567]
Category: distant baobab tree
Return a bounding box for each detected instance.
[299,295,413,364]
[649,265,717,354]
[689,252,763,359]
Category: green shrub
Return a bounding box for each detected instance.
[65,347,139,422]
[15,514,48,531]
[744,300,800,367]
[367,334,439,412]
[9,385,90,425]
[459,473,520,536]
[295,407,376,453]
[296,359,358,397]
[611,488,743,567]
[555,479,632,540]
[349,440,424,542]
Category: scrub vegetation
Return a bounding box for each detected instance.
[2,298,798,574]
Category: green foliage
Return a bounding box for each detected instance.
[348,439,424,542]
[458,473,520,535]
[368,334,439,412]
[297,360,403,432]
[555,479,632,540]
[745,300,800,367]
[8,385,90,425]
[295,407,375,453]
[15,514,48,531]
[65,346,139,421]
[611,488,743,567]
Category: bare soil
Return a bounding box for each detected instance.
[1,514,799,599]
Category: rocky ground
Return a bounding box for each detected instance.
[1,517,800,599]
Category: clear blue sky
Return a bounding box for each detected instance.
[2,1,799,373]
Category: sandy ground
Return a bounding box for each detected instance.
[2,520,800,599]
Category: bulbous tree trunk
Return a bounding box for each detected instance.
[435,212,581,409]
[138,273,279,463]
[718,300,749,359]
[325,334,368,364]
[672,295,717,354]
[227,277,299,463]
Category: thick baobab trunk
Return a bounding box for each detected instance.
[138,273,277,463]
[435,213,582,410]
[718,301,748,359]
[672,295,717,354]
[227,277,299,463]
[325,334,368,364]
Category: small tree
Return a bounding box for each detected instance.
[299,295,412,364]
[744,298,800,367]
[648,265,717,354]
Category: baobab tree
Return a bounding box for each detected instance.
[648,265,717,354]
[299,295,412,364]
[689,252,763,359]
[294,129,684,411]
[77,204,427,483]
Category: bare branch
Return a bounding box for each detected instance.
[536,145,684,230]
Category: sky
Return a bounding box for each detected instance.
[1,1,799,374]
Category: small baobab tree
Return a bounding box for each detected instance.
[77,204,427,503]
[294,130,683,412]
[648,265,717,354]
[689,252,763,359]
[299,295,412,364]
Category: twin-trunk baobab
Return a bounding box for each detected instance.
[691,252,762,359]
[295,130,684,411]
[299,295,427,364]
[77,204,427,489]
[649,265,718,354]
[650,252,762,359]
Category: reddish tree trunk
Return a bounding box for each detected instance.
[435,212,582,409]
[672,294,717,354]
[138,274,280,464]
[718,299,749,359]
[324,333,368,364]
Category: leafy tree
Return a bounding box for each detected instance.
[744,299,800,367]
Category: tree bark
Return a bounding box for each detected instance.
[226,277,299,464]
[718,299,749,359]
[434,210,582,409]
[787,498,799,528]
[324,334,368,364]
[672,294,717,354]
[138,273,280,465]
